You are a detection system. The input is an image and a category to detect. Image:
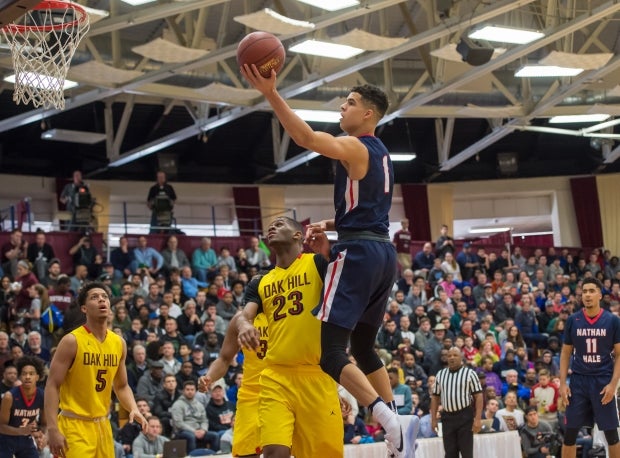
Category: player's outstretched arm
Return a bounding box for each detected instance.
[198,312,244,392]
[45,334,77,455]
[240,64,367,164]
[114,339,147,431]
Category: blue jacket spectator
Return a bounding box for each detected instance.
[131,236,164,273]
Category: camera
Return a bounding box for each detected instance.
[538,432,562,455]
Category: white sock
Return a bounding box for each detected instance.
[372,401,400,440]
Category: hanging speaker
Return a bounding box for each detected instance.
[456,37,494,66]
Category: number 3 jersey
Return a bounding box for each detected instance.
[564,308,620,376]
[244,253,326,367]
[6,386,44,427]
[59,326,123,418]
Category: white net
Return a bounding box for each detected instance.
[1,0,89,109]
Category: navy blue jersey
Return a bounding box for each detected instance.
[334,135,393,235]
[7,386,44,427]
[564,308,620,376]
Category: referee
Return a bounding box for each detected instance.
[430,347,483,458]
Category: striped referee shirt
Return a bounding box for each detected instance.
[432,365,483,412]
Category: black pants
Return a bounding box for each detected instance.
[441,406,474,458]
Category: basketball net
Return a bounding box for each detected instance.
[1,0,89,109]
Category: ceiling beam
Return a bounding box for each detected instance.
[439,56,620,172]
[0,0,405,134]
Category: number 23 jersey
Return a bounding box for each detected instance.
[244,253,326,366]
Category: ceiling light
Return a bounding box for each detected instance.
[515,65,583,77]
[512,231,553,237]
[469,226,511,234]
[549,114,611,124]
[294,109,341,123]
[289,40,364,59]
[41,129,106,144]
[4,73,78,90]
[120,0,156,5]
[468,26,544,44]
[390,153,416,161]
[296,0,359,11]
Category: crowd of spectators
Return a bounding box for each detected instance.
[1,224,619,456]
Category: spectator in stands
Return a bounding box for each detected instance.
[69,235,98,277]
[377,319,403,357]
[132,416,169,458]
[504,326,527,355]
[215,291,237,325]
[110,236,133,280]
[423,323,446,376]
[388,366,412,415]
[118,397,153,457]
[59,170,87,232]
[152,373,181,437]
[393,218,412,271]
[216,247,236,274]
[162,317,187,354]
[26,229,55,282]
[402,352,427,389]
[0,364,18,397]
[0,331,10,373]
[131,236,164,276]
[1,229,28,280]
[161,235,189,275]
[413,317,432,359]
[229,280,245,308]
[162,289,183,318]
[511,246,526,270]
[434,224,454,259]
[476,355,502,393]
[396,269,416,297]
[440,252,462,283]
[112,303,131,333]
[206,384,235,443]
[500,368,530,404]
[472,341,499,367]
[25,330,50,364]
[177,299,202,345]
[530,368,559,427]
[496,391,524,431]
[147,170,177,234]
[127,344,148,392]
[12,260,38,318]
[171,380,219,452]
[244,236,270,270]
[192,237,218,283]
[456,242,479,284]
[519,406,555,458]
[233,247,249,275]
[195,318,224,349]
[180,266,207,300]
[472,273,488,305]
[40,258,61,290]
[413,242,435,279]
[136,359,164,403]
[159,341,181,375]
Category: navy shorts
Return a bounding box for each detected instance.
[0,435,38,458]
[315,238,397,330]
[565,373,619,431]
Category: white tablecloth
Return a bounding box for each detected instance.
[217,430,521,458]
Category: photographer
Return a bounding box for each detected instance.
[59,170,90,232]
[147,171,176,234]
[520,406,558,458]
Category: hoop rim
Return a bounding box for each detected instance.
[1,0,88,33]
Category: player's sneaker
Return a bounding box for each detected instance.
[385,415,419,458]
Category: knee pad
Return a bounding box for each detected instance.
[319,350,351,382]
[605,429,619,445]
[563,428,580,446]
[319,321,352,382]
[350,322,384,375]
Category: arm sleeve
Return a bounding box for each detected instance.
[243,276,264,314]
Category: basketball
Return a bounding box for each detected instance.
[237,31,285,78]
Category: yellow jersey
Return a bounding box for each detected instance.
[59,325,123,418]
[245,253,326,366]
[237,312,268,402]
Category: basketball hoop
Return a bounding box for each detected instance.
[1,0,89,109]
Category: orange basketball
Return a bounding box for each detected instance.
[237,31,285,78]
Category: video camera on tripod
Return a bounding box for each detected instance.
[73,184,93,231]
[153,194,173,228]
